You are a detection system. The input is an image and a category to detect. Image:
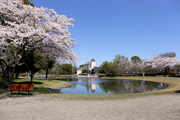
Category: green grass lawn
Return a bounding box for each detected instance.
[0,78,73,94]
[1,76,180,99]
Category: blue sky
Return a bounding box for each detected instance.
[31,0,180,67]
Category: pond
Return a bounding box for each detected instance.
[60,78,168,94]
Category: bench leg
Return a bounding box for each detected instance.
[28,91,30,96]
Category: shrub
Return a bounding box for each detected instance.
[157,72,166,75]
[98,74,107,77]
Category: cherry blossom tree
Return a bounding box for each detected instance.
[130,56,142,74]
[139,59,147,76]
[0,0,77,88]
[130,56,147,76]
[149,56,180,74]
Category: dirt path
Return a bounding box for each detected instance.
[1,94,180,120]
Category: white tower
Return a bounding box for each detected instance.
[90,58,96,70]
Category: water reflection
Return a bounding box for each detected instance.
[99,80,167,94]
[60,78,168,94]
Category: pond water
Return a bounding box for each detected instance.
[60,78,168,94]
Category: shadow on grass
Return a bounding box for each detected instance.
[13,81,43,84]
[52,78,78,81]
[175,90,180,93]
[33,87,60,94]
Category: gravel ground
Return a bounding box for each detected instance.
[0,94,180,120]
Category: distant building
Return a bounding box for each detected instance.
[90,58,96,70]
[93,67,99,74]
[77,69,82,75]
[77,58,99,75]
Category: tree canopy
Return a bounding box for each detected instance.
[22,0,34,7]
[98,53,180,76]
[0,0,77,88]
[150,56,180,74]
[159,52,176,58]
[58,64,76,75]
[131,56,142,64]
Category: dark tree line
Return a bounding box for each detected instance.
[15,50,55,82]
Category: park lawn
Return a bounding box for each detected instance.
[34,74,77,78]
[14,78,73,89]
[0,78,73,94]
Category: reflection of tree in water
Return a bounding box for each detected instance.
[99,80,167,94]
[69,84,77,89]
[84,84,92,92]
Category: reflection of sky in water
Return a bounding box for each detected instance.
[60,78,168,94]
[61,85,112,94]
[60,78,111,94]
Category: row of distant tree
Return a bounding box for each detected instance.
[15,51,179,77]
[98,52,180,76]
[56,52,180,76]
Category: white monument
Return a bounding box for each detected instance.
[90,58,96,70]
[77,58,96,75]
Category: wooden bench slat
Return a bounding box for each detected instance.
[8,84,34,96]
[8,84,34,91]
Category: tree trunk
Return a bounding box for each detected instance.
[45,69,49,80]
[30,73,34,84]
[26,72,30,79]
[143,72,145,77]
[15,72,19,79]
[2,66,14,89]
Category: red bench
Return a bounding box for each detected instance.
[8,84,34,96]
